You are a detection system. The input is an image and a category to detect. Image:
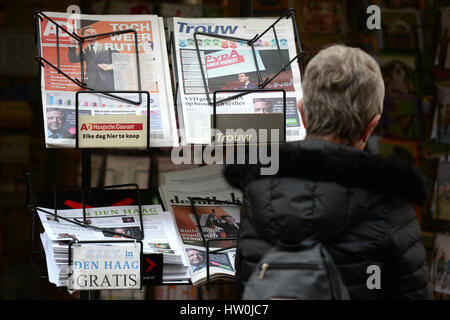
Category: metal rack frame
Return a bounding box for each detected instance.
[193,8,305,106]
[34,10,143,105]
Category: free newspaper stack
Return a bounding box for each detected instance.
[37,204,190,287]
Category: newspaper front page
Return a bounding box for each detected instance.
[170,17,305,145]
[38,12,178,147]
[159,165,242,286]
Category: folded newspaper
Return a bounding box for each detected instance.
[169,16,305,145]
[37,204,190,287]
[37,12,178,148]
[159,165,242,286]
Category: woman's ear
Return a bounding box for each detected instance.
[354,114,381,150]
[361,114,381,144]
[298,98,307,129]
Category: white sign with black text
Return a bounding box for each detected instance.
[68,243,142,292]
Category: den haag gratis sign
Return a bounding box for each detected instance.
[68,242,142,291]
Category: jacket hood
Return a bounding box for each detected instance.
[224,139,429,205]
[223,139,429,244]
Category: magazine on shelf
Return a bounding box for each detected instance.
[380,9,423,53]
[431,233,450,295]
[434,8,450,70]
[377,54,419,98]
[159,165,242,286]
[37,204,190,287]
[432,160,450,222]
[37,11,178,148]
[301,0,346,34]
[169,16,305,145]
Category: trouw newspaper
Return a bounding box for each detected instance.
[169,16,305,145]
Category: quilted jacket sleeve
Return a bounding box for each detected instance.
[384,199,433,299]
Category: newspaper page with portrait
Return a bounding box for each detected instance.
[37,204,189,286]
[159,165,242,286]
[170,16,305,145]
[37,12,178,148]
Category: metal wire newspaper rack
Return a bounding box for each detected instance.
[30,5,305,296]
[193,8,305,106]
[26,173,147,258]
[34,10,143,105]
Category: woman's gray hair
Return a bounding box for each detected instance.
[302,44,385,145]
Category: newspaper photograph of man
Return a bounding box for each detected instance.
[252,98,271,113]
[237,72,258,89]
[186,248,207,272]
[46,108,76,139]
[68,25,119,91]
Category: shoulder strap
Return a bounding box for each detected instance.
[321,245,350,300]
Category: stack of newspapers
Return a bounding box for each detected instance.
[168,16,305,145]
[37,204,190,287]
[159,165,242,286]
[37,12,178,148]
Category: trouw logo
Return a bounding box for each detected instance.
[177,22,238,35]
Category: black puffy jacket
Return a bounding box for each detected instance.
[223,139,433,300]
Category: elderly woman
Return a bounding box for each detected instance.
[224,45,432,299]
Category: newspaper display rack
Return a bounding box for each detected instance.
[25,173,151,295]
[32,10,157,296]
[29,4,307,299]
[26,173,192,292]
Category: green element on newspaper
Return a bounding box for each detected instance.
[286,118,298,125]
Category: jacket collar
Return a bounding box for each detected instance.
[223,139,429,205]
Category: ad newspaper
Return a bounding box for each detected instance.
[159,165,242,286]
[37,204,189,287]
[170,16,305,145]
[38,12,178,148]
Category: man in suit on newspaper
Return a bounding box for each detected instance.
[216,215,240,238]
[68,25,118,91]
[238,73,258,89]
